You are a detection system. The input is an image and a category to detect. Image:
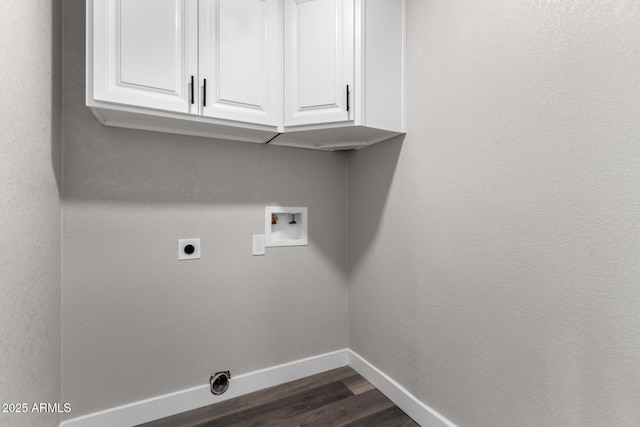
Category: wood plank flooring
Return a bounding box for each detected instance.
[137,366,419,427]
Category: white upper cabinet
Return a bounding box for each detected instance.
[199,0,280,126]
[87,0,406,150]
[283,0,354,127]
[274,0,406,150]
[92,0,198,114]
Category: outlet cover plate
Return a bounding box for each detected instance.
[178,238,201,260]
[252,234,265,256]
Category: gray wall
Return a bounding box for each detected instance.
[23,0,640,424]
[62,0,348,418]
[0,1,62,426]
[349,1,640,426]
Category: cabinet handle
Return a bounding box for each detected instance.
[203,79,207,107]
[190,75,194,105]
[346,84,350,112]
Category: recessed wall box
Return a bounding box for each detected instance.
[265,206,308,247]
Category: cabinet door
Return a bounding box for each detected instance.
[199,0,280,126]
[284,0,354,127]
[92,0,198,114]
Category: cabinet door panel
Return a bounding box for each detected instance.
[284,0,353,127]
[200,0,280,126]
[92,0,198,113]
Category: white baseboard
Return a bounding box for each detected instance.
[60,349,349,427]
[60,348,456,427]
[348,349,456,427]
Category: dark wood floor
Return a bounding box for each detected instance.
[137,366,419,427]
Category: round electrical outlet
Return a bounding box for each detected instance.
[178,238,200,260]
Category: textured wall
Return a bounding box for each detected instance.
[349,1,640,426]
[62,0,348,418]
[0,1,62,426]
